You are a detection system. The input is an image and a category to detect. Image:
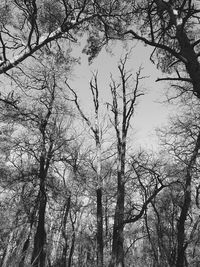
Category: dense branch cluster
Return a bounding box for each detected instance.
[0,1,200,267]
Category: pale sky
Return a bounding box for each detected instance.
[69,40,177,150]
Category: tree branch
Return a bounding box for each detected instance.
[156,77,192,83]
[124,30,187,64]
[0,14,97,74]
[123,184,165,224]
[66,81,96,134]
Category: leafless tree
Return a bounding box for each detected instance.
[67,73,104,267]
[107,54,144,267]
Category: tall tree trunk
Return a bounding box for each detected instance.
[68,226,75,267]
[110,140,126,267]
[31,185,47,267]
[31,156,47,267]
[97,187,103,267]
[176,171,191,267]
[144,211,159,266]
[96,138,103,267]
[109,169,125,267]
[176,131,200,267]
[108,56,141,266]
[61,196,71,267]
[19,206,36,267]
[68,74,104,267]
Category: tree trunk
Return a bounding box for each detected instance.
[155,1,200,98]
[70,76,104,267]
[97,187,103,267]
[110,144,126,267]
[176,131,200,267]
[176,25,200,99]
[31,156,47,267]
[68,230,75,267]
[144,211,159,266]
[95,128,103,267]
[109,171,125,267]
[109,124,126,267]
[108,58,137,266]
[176,170,191,267]
[61,197,71,267]
[19,209,35,267]
[31,187,47,267]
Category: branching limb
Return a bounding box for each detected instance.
[65,80,95,134]
[0,1,98,74]
[124,30,187,64]
[123,184,165,224]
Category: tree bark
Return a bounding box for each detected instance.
[176,131,200,267]
[19,203,36,267]
[176,171,191,267]
[109,151,125,267]
[97,187,103,267]
[96,135,103,267]
[108,57,142,266]
[68,224,75,267]
[31,155,47,267]
[61,196,71,267]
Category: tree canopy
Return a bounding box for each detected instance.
[1,1,200,267]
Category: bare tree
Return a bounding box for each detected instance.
[67,73,104,267]
[107,54,144,267]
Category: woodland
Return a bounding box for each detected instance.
[0,0,200,267]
